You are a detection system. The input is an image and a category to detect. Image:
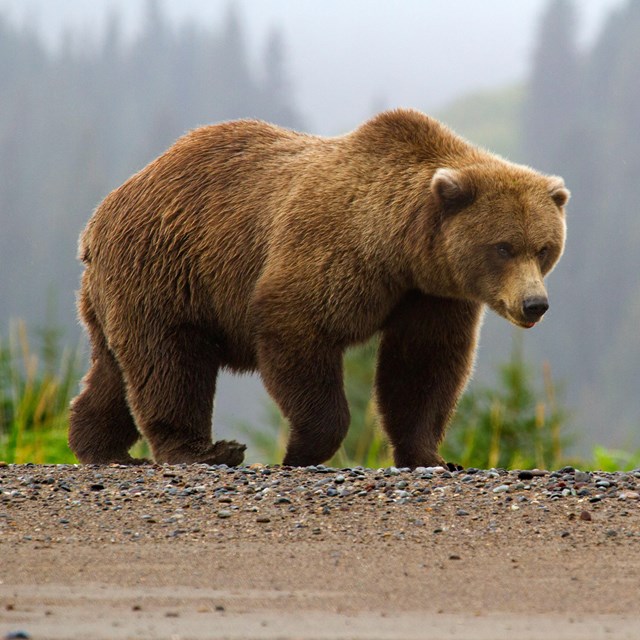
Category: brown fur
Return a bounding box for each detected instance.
[69,109,569,468]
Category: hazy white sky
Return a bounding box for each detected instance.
[1,0,625,133]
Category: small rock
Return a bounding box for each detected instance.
[619,491,640,500]
[493,484,510,494]
[579,510,592,521]
[90,483,105,491]
[4,632,31,640]
[256,517,271,523]
[274,497,291,504]
[334,475,345,484]
[217,510,232,519]
[448,554,461,560]
[605,529,618,538]
[455,509,469,516]
[518,470,534,480]
[575,471,591,483]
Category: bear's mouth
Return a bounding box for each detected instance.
[506,312,539,329]
[493,301,539,329]
[510,314,540,330]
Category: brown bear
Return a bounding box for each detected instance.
[69,109,569,469]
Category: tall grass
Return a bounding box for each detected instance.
[442,339,571,470]
[0,320,81,463]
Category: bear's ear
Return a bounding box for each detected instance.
[430,168,475,211]
[548,176,570,208]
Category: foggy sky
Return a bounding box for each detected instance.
[2,0,625,133]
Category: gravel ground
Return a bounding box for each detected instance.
[1,461,640,639]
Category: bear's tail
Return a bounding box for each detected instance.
[78,224,93,265]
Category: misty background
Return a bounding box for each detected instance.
[1,0,637,454]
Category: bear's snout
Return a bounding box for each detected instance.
[522,295,549,324]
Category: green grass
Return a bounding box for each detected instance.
[0,320,81,463]
[441,336,571,470]
[589,445,640,472]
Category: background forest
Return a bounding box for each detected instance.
[1,0,639,461]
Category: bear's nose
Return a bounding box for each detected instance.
[522,296,549,322]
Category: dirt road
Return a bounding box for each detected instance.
[1,463,639,639]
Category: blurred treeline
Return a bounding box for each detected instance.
[524,0,640,445]
[0,1,302,333]
[1,0,640,449]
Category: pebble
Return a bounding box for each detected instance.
[217,510,232,519]
[493,484,510,494]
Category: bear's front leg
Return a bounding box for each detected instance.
[257,332,350,467]
[375,293,482,469]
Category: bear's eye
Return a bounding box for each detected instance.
[537,246,549,261]
[495,242,515,259]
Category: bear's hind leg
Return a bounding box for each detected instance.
[69,301,143,464]
[121,325,245,466]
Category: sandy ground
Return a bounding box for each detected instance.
[1,462,639,639]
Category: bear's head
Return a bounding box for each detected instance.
[430,163,569,328]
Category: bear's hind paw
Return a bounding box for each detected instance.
[203,439,247,467]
